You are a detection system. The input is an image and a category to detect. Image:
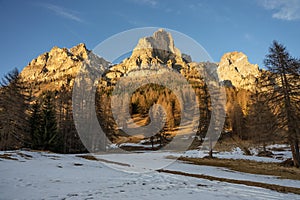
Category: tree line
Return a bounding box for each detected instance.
[0,73,86,153]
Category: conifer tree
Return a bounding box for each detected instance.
[0,68,29,150]
[245,91,277,151]
[30,91,61,151]
[29,100,42,149]
[40,92,60,151]
[263,41,300,167]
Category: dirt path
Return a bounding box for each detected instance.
[157,169,300,195]
[77,155,131,167]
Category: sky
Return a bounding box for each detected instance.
[1,0,300,78]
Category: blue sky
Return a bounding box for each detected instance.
[1,0,300,78]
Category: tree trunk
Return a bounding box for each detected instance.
[282,72,300,168]
[263,143,266,152]
[291,140,300,168]
[208,137,213,158]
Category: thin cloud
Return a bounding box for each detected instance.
[244,33,252,40]
[259,0,300,21]
[164,8,181,15]
[113,12,149,27]
[129,0,158,7]
[42,3,84,23]
[187,3,202,10]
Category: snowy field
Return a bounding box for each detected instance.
[182,145,293,162]
[1,149,300,200]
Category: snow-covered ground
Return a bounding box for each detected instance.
[166,161,300,189]
[182,145,292,163]
[1,149,300,200]
[109,141,292,163]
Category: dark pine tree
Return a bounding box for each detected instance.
[41,92,61,151]
[31,91,61,152]
[29,100,42,149]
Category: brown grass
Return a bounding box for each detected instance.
[76,155,98,161]
[177,157,300,181]
[16,152,33,159]
[157,169,300,195]
[0,154,18,160]
[77,155,131,167]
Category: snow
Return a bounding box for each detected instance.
[267,144,290,149]
[93,151,181,173]
[1,150,300,200]
[182,147,292,163]
[93,149,300,188]
[108,142,293,163]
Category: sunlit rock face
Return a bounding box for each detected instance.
[20,43,108,95]
[218,51,260,91]
[20,30,262,96]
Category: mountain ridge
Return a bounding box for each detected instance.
[20,29,260,94]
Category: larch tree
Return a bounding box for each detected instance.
[263,41,300,167]
[0,68,29,150]
[245,88,278,151]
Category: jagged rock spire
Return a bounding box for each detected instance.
[217,52,260,91]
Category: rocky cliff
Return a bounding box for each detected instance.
[218,52,260,91]
[20,43,108,95]
[105,29,188,81]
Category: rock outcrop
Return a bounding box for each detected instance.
[130,28,182,64]
[21,43,88,83]
[217,52,260,91]
[20,43,108,95]
[105,29,188,80]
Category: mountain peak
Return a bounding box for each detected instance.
[104,29,189,80]
[132,29,181,61]
[20,43,92,94]
[70,43,89,60]
[217,51,260,91]
[110,29,186,76]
